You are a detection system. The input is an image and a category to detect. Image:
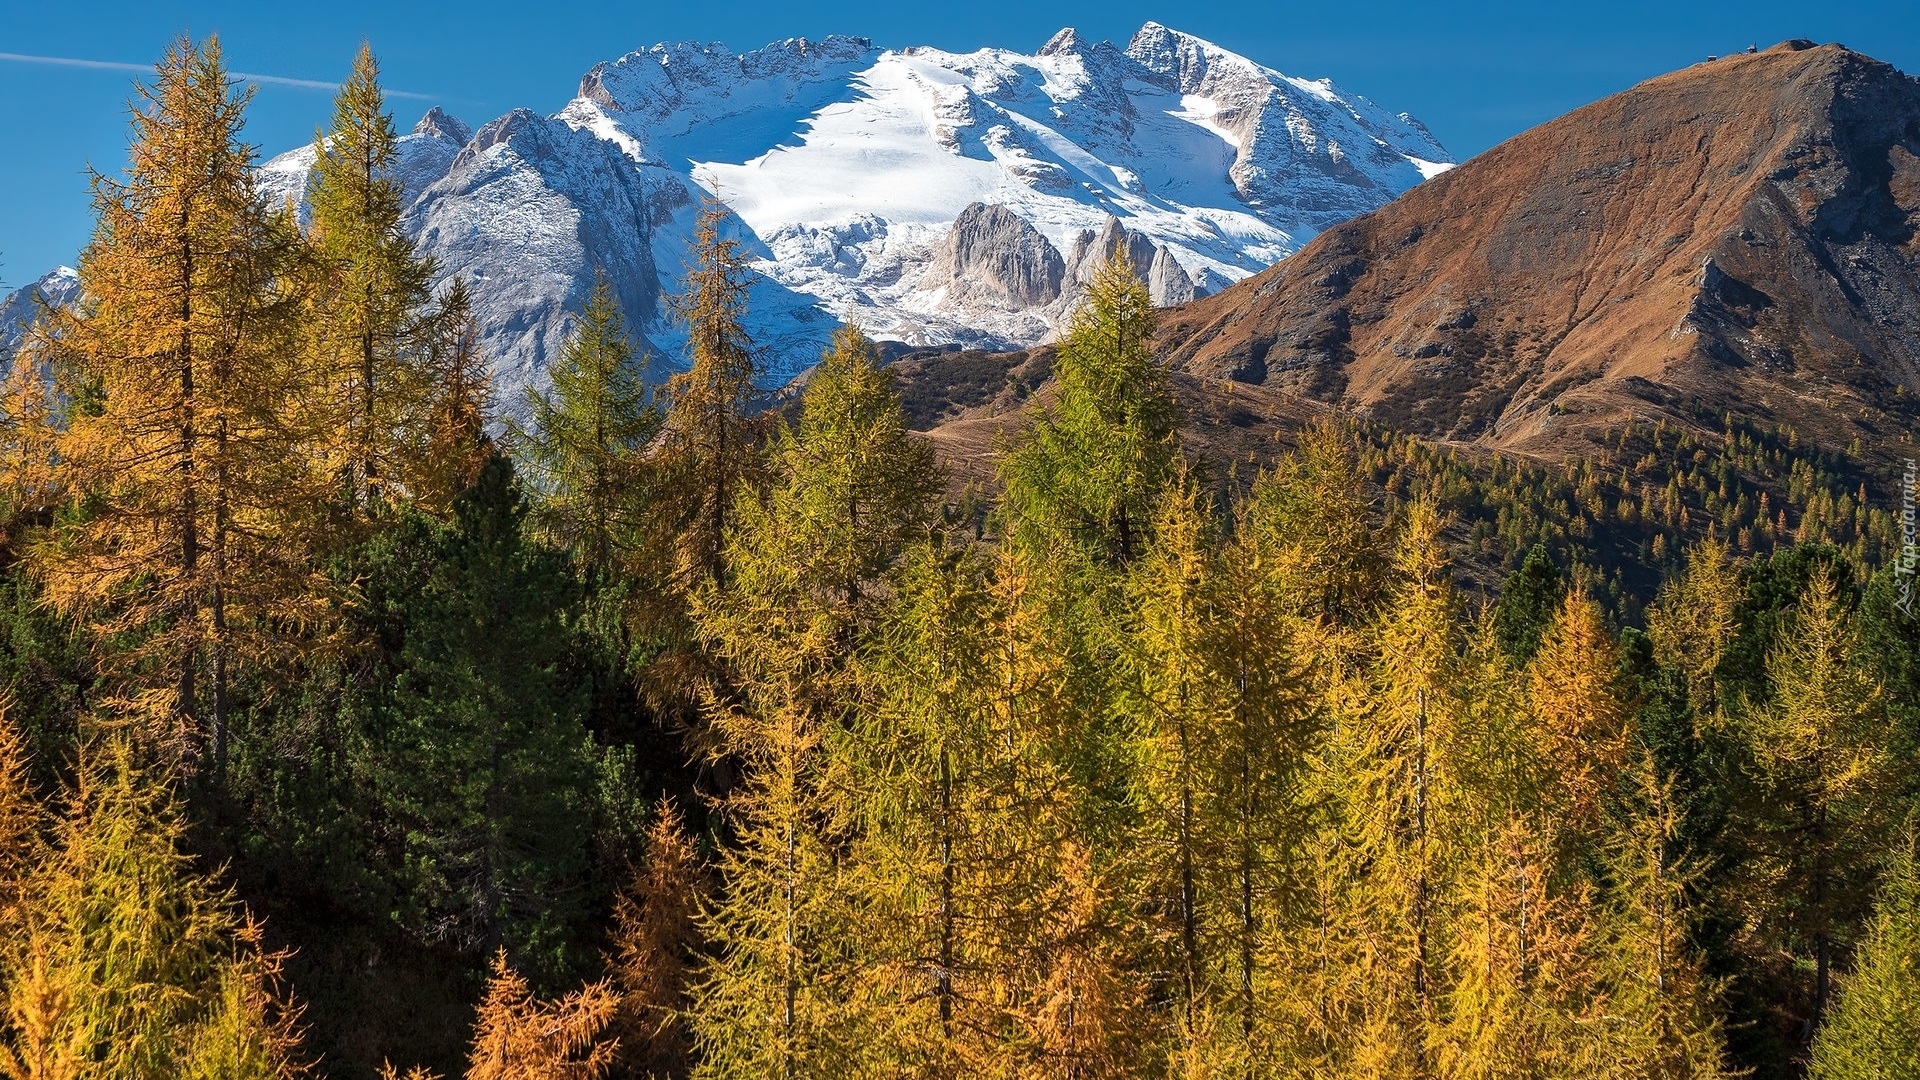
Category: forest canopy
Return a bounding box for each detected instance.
[0,35,1914,1080]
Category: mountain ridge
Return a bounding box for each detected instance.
[1,22,1448,401]
[1153,39,1920,467]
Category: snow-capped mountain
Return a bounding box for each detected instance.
[11,22,1450,398]
[0,266,79,366]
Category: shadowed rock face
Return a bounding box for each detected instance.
[1158,41,1920,462]
[1149,246,1197,306]
[1068,219,1160,290]
[917,205,1206,331]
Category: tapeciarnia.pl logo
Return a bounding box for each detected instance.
[1899,457,1917,619]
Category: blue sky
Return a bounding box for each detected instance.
[3,0,1917,285]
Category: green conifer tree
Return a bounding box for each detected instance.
[1000,246,1177,567]
[636,206,765,724]
[1492,544,1563,666]
[343,453,596,974]
[303,43,437,512]
[1809,841,1920,1080]
[511,274,659,581]
[841,543,1002,1076]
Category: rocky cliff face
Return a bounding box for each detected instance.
[922,203,1067,311]
[1158,41,1920,462]
[914,203,1210,340]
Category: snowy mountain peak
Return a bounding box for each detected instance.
[1037,28,1085,57]
[1125,21,1254,76]
[236,23,1454,395]
[413,107,471,145]
[0,266,81,367]
[577,35,880,144]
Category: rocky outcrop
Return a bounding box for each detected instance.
[1067,219,1159,290]
[1149,247,1197,306]
[1064,217,1201,306]
[1158,41,1920,463]
[923,203,1067,308]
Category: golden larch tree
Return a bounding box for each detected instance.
[36,35,312,768]
[466,952,617,1080]
[608,801,704,1079]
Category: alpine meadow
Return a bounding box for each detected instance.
[1,27,1920,1080]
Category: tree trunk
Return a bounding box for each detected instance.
[938,745,955,1035]
[178,226,200,738]
[1178,686,1199,1036]
[1238,659,1256,1041]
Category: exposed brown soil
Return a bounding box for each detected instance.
[886,345,1334,495]
[1153,40,1920,469]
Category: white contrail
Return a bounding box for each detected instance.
[0,51,439,100]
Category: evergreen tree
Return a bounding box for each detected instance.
[35,35,310,770]
[1809,842,1920,1080]
[343,453,597,975]
[303,43,437,513]
[1492,544,1563,666]
[511,275,657,581]
[1000,245,1178,567]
